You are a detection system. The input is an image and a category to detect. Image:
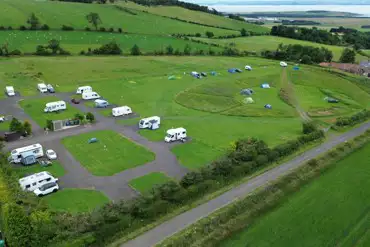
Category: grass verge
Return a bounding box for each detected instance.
[129,172,173,195]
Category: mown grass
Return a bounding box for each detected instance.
[193,36,368,62]
[19,96,83,128]
[43,188,109,214]
[0,31,222,55]
[220,141,370,247]
[0,0,239,36]
[129,172,173,194]
[62,130,155,176]
[12,161,65,178]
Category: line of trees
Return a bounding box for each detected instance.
[262,44,333,64]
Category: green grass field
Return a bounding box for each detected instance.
[12,161,65,179]
[2,56,367,168]
[129,172,173,194]
[0,0,241,36]
[19,96,83,128]
[0,31,222,55]
[193,36,368,62]
[220,141,370,247]
[62,130,155,176]
[43,188,109,213]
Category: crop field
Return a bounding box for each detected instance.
[43,188,110,213]
[118,1,269,33]
[0,0,240,36]
[2,56,367,168]
[62,130,155,176]
[220,141,370,247]
[0,31,222,55]
[129,172,173,194]
[19,96,83,128]
[193,36,368,62]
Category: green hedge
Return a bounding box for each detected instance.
[334,109,370,128]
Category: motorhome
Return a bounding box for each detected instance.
[44,101,67,113]
[139,116,161,129]
[191,71,200,78]
[164,128,187,142]
[112,106,132,117]
[82,91,100,100]
[9,143,44,164]
[37,83,48,93]
[95,99,109,108]
[5,86,15,96]
[19,171,58,191]
[76,86,92,94]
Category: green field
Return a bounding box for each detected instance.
[12,161,65,178]
[0,0,241,36]
[118,1,269,33]
[19,96,83,127]
[129,172,173,194]
[0,31,222,55]
[43,188,109,213]
[220,141,370,247]
[193,36,368,62]
[62,130,155,176]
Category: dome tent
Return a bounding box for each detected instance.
[245,65,252,71]
[244,97,254,104]
[240,88,254,95]
[260,83,270,89]
[264,104,272,109]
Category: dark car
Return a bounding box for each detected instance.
[46,84,55,93]
[71,98,80,104]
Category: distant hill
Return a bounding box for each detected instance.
[239,10,360,18]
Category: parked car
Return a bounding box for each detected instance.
[0,116,4,122]
[46,149,57,160]
[33,181,59,197]
[46,84,55,93]
[71,98,80,104]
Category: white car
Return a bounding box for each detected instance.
[33,181,59,197]
[0,116,4,122]
[46,149,57,160]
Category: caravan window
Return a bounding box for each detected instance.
[34,149,40,154]
[46,178,51,182]
[25,184,30,189]
[32,182,36,186]
[182,132,186,134]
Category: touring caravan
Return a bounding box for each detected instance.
[82,91,100,100]
[95,99,109,108]
[191,71,200,79]
[9,143,44,164]
[5,86,15,96]
[280,61,288,67]
[19,171,58,191]
[44,101,67,113]
[37,83,48,93]
[164,128,187,142]
[112,106,132,117]
[76,86,92,94]
[139,116,161,129]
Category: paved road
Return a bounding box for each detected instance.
[122,121,370,247]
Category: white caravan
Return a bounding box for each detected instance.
[9,143,44,164]
[139,116,160,129]
[82,91,100,100]
[44,101,67,113]
[19,171,58,191]
[5,86,15,96]
[164,128,187,142]
[37,83,48,93]
[245,65,252,71]
[76,86,92,94]
[280,61,288,67]
[112,106,132,117]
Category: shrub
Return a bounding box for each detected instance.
[86,112,95,122]
[19,25,27,31]
[40,24,50,30]
[7,26,12,30]
[130,44,141,56]
[108,27,114,32]
[9,49,21,56]
[0,26,5,30]
[118,27,122,33]
[195,33,201,37]
[93,41,122,55]
[85,27,91,31]
[61,25,74,31]
[23,121,32,136]
[302,121,317,134]
[99,27,106,32]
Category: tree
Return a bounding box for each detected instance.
[165,45,174,55]
[2,203,32,247]
[86,12,102,30]
[23,121,32,136]
[183,44,191,55]
[74,113,84,121]
[86,112,95,122]
[27,13,40,30]
[9,117,22,132]
[302,121,317,134]
[205,31,214,38]
[339,48,356,63]
[47,39,60,54]
[195,33,201,37]
[130,44,141,55]
[301,54,312,64]
[240,28,247,37]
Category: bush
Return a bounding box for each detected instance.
[335,110,370,127]
[23,121,32,136]
[92,41,122,55]
[40,24,50,30]
[0,26,5,30]
[195,33,201,37]
[61,25,74,31]
[108,27,114,32]
[80,50,86,55]
[130,44,141,56]
[9,49,21,56]
[302,121,317,134]
[99,27,106,32]
[7,26,13,30]
[19,25,27,31]
[118,27,122,33]
[86,112,95,122]
[85,27,91,31]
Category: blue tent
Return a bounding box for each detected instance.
[260,83,270,89]
[293,66,300,71]
[264,104,272,109]
[211,71,217,76]
[228,68,242,73]
[88,138,98,144]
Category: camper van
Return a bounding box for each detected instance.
[82,91,100,100]
[76,86,92,94]
[5,86,15,96]
[9,143,44,164]
[112,106,132,117]
[139,116,160,129]
[44,101,67,113]
[164,128,187,143]
[95,99,109,108]
[191,71,200,79]
[37,83,48,93]
[280,61,288,67]
[19,171,58,191]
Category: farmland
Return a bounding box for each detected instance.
[62,130,155,176]
[193,36,368,61]
[220,141,370,247]
[0,31,222,55]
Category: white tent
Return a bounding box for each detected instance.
[261,83,270,89]
[280,61,288,67]
[244,97,254,104]
[245,65,252,71]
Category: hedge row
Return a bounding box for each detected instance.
[334,109,370,128]
[160,129,370,247]
[0,25,123,33]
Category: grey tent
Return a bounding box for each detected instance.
[264,104,272,109]
[21,154,37,166]
[240,88,254,96]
